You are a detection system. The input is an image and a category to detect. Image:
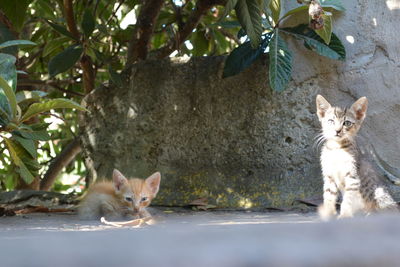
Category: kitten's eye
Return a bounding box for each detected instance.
[141,197,148,202]
[125,197,133,202]
[343,120,352,127]
[328,119,334,125]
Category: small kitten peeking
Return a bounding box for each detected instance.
[316,95,397,220]
[78,169,161,220]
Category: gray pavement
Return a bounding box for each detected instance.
[1,210,400,267]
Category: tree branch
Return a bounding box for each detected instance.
[126,0,165,65]
[153,0,226,59]
[105,0,126,25]
[219,28,240,44]
[18,79,84,97]
[169,0,184,30]
[63,0,80,39]
[0,10,17,38]
[62,0,95,94]
[40,137,82,191]
[80,55,95,94]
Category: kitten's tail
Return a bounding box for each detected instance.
[369,144,400,186]
[358,136,400,186]
[374,186,399,212]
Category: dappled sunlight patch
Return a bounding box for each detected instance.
[372,18,377,27]
[100,216,154,228]
[345,35,355,44]
[386,0,400,10]
[127,107,137,119]
[238,197,253,209]
[197,213,318,226]
[198,220,316,226]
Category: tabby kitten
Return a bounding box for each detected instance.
[78,169,161,220]
[316,95,397,220]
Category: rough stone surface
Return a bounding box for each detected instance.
[81,56,322,208]
[284,0,400,167]
[81,0,400,208]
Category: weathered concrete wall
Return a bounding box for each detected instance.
[285,0,400,167]
[80,0,400,208]
[81,57,322,208]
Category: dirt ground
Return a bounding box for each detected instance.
[1,209,400,267]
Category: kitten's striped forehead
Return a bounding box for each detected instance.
[333,107,347,118]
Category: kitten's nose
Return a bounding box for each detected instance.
[335,129,341,135]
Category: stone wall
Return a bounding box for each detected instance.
[285,0,400,167]
[80,0,400,208]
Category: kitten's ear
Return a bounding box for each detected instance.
[350,96,368,121]
[316,95,331,119]
[112,169,128,191]
[145,172,161,196]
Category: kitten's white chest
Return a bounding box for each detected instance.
[321,147,356,188]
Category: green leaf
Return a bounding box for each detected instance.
[48,45,83,77]
[0,74,17,119]
[4,137,35,184]
[20,98,86,122]
[30,122,51,131]
[269,30,293,92]
[43,37,70,57]
[0,0,31,32]
[212,29,229,53]
[82,9,96,37]
[36,0,56,18]
[46,20,78,40]
[269,0,281,25]
[0,23,17,55]
[0,53,16,119]
[93,49,105,62]
[223,37,269,78]
[0,40,36,50]
[4,173,16,191]
[235,0,263,48]
[0,53,16,90]
[13,135,37,158]
[262,18,272,29]
[96,24,109,35]
[191,30,210,56]
[280,5,308,21]
[222,0,239,18]
[16,90,47,104]
[16,129,51,141]
[0,103,10,124]
[261,0,272,15]
[108,66,123,87]
[325,33,346,59]
[212,21,241,29]
[282,24,345,60]
[320,0,345,11]
[85,47,97,61]
[152,32,167,50]
[15,123,51,141]
[315,13,332,44]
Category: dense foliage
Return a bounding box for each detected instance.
[223,0,345,91]
[0,0,345,191]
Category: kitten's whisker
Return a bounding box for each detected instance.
[313,133,326,152]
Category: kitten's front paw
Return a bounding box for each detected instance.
[337,213,353,219]
[138,209,151,218]
[338,205,354,219]
[125,214,140,220]
[318,204,337,221]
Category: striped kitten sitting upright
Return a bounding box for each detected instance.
[316,95,398,220]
